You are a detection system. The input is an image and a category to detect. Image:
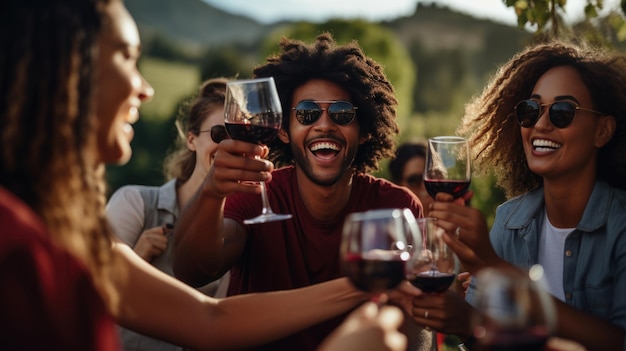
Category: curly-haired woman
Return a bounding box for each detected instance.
[419,41,626,350]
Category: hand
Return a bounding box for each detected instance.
[457,271,471,296]
[428,199,501,274]
[386,281,423,315]
[317,302,406,351]
[409,290,474,339]
[133,225,168,262]
[203,139,272,198]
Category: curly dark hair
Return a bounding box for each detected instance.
[388,141,427,183]
[457,40,626,198]
[164,77,227,182]
[253,33,399,173]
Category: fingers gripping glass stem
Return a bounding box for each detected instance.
[224,77,292,224]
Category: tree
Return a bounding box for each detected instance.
[505,0,626,42]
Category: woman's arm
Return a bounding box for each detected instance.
[112,243,368,350]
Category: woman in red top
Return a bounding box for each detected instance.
[0,0,416,350]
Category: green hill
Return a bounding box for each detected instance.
[125,0,268,50]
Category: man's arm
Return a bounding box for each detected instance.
[172,139,270,287]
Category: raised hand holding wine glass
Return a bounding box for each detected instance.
[340,208,419,304]
[406,217,460,350]
[424,136,471,200]
[224,77,292,224]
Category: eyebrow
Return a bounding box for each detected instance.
[529,94,581,104]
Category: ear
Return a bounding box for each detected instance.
[187,132,198,152]
[595,115,616,148]
[278,128,290,143]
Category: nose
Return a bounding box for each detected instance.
[534,104,553,129]
[313,104,336,130]
[139,75,154,102]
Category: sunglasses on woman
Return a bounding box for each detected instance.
[292,100,358,126]
[199,125,229,143]
[514,99,604,129]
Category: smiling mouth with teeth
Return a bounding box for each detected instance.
[310,141,341,157]
[532,139,562,152]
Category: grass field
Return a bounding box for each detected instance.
[139,56,200,120]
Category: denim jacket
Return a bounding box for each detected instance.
[466,181,626,348]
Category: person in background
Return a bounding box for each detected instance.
[173,33,430,351]
[106,78,230,350]
[389,140,433,216]
[415,40,626,351]
[0,1,417,350]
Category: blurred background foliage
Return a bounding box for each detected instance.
[107,0,626,229]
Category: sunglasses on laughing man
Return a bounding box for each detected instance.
[292,100,358,126]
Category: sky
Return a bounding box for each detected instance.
[202,0,622,26]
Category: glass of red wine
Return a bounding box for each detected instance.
[224,77,292,224]
[424,136,471,199]
[340,208,419,303]
[406,217,459,350]
[471,266,556,351]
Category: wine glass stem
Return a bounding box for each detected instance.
[259,181,275,215]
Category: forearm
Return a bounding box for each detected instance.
[554,299,624,351]
[213,278,368,347]
[114,245,367,350]
[172,188,227,286]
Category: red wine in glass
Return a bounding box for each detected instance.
[344,251,407,293]
[406,217,459,350]
[341,209,417,297]
[225,122,279,145]
[409,271,456,293]
[423,179,470,199]
[472,266,556,351]
[479,327,549,351]
[424,136,471,199]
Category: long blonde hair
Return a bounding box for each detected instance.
[163,77,227,182]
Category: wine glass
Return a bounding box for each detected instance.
[224,77,292,224]
[424,136,471,199]
[406,217,460,350]
[340,208,419,303]
[471,266,556,351]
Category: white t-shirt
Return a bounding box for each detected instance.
[537,210,575,301]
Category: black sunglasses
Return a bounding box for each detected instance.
[292,100,358,126]
[404,174,423,188]
[514,99,604,129]
[199,125,229,143]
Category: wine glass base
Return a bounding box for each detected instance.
[243,213,292,225]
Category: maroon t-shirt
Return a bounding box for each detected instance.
[0,186,120,351]
[224,166,422,351]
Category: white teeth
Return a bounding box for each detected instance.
[310,142,340,151]
[532,139,561,151]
